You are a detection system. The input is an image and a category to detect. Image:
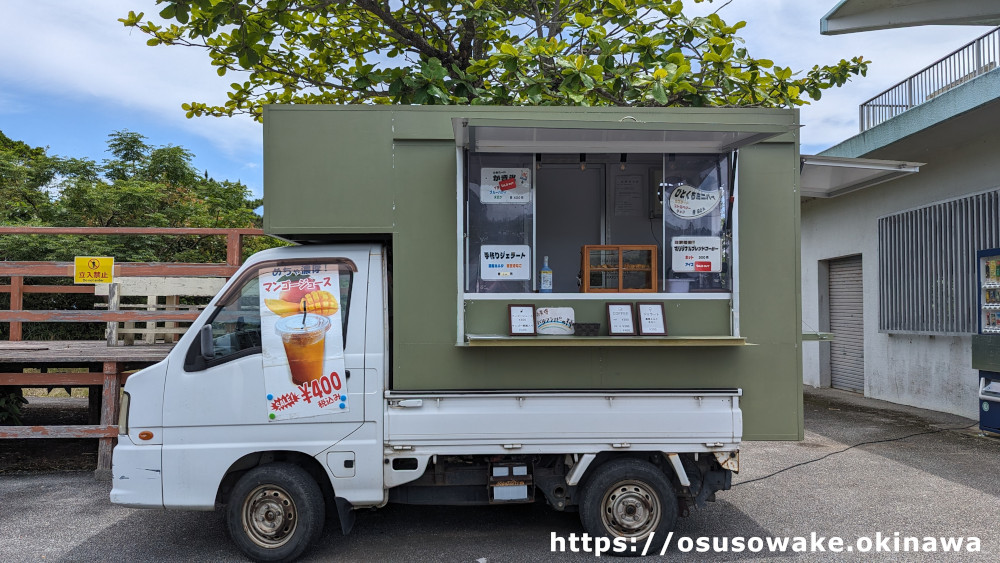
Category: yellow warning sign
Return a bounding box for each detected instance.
[74,256,115,284]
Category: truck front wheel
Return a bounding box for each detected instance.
[225,463,326,562]
[579,458,678,556]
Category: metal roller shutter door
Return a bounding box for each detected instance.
[830,255,864,392]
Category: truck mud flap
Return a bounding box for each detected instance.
[335,496,356,535]
[695,468,732,507]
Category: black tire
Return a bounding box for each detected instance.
[579,458,678,557]
[225,462,326,563]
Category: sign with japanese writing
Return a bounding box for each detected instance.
[73,256,114,284]
[614,175,643,216]
[671,236,723,273]
[259,264,348,421]
[536,307,575,335]
[637,302,667,336]
[508,304,536,336]
[668,185,721,219]
[481,245,530,280]
[480,167,531,204]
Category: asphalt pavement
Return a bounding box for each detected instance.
[1,387,997,562]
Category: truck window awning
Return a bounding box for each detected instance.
[821,0,1000,35]
[800,155,923,198]
[452,117,796,154]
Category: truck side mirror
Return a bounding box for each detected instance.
[200,324,215,361]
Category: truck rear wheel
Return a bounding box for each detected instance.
[579,458,677,556]
[225,463,325,562]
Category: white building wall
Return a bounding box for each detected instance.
[802,130,1000,419]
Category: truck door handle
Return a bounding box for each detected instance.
[345,370,350,379]
[390,399,423,408]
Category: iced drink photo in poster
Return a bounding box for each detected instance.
[259,265,349,421]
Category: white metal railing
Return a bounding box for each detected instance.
[860,26,1000,132]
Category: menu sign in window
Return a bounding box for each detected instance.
[480,167,531,204]
[668,186,721,219]
[671,236,722,273]
[481,245,531,280]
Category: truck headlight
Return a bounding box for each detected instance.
[118,391,130,436]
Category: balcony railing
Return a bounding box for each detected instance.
[859,26,1000,132]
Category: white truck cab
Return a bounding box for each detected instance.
[113,242,742,561]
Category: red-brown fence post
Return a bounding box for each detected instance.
[9,276,23,341]
[96,360,121,476]
[227,232,242,267]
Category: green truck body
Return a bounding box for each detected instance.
[263,106,803,440]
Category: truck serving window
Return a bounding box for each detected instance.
[463,151,732,295]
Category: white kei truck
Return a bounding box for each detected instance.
[111,104,812,562]
[111,243,742,562]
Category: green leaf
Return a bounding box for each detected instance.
[651,82,668,105]
[121,0,873,114]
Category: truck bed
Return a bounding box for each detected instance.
[384,389,742,455]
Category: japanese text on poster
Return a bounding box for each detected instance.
[614,175,643,217]
[671,236,722,273]
[480,167,531,204]
[668,186,721,219]
[536,307,575,335]
[481,245,531,281]
[637,303,666,335]
[259,264,349,421]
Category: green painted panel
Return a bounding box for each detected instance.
[263,107,395,235]
[390,141,461,347]
[263,105,803,440]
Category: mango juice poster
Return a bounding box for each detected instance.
[259,265,348,421]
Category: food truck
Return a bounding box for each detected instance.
[111,106,804,561]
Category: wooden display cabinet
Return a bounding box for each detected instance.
[581,245,658,293]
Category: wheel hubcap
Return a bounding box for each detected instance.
[601,479,661,537]
[242,485,297,548]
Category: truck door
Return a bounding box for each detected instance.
[160,247,369,509]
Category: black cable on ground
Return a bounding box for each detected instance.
[733,423,980,487]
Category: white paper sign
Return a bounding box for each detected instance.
[668,185,721,219]
[535,307,575,335]
[480,167,531,204]
[481,245,530,280]
[509,305,535,335]
[614,175,643,216]
[671,236,723,273]
[607,303,635,335]
[259,265,349,421]
[637,303,666,335]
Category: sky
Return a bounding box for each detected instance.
[0,1,994,200]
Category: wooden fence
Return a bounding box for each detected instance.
[0,226,265,473]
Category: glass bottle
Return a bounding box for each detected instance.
[540,256,553,293]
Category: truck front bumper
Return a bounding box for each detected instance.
[110,438,164,508]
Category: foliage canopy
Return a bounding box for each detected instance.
[0,129,278,341]
[0,129,268,262]
[122,0,869,121]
